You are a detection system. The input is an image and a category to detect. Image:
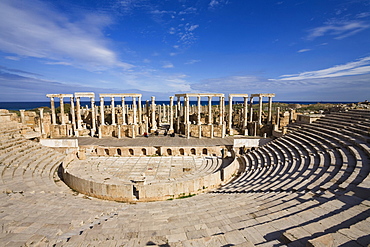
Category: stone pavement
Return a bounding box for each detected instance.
[66,156,217,183]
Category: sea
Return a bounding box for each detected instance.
[0,101,357,111]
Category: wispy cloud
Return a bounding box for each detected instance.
[306,20,370,40]
[162,62,174,68]
[0,0,133,71]
[209,0,228,9]
[278,56,370,80]
[185,59,201,65]
[297,49,311,53]
[4,56,20,61]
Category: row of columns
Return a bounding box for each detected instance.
[46,92,275,138]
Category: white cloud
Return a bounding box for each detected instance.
[162,62,174,68]
[188,24,199,32]
[307,20,370,40]
[297,49,311,53]
[278,56,370,80]
[5,56,20,61]
[0,0,133,71]
[185,59,201,65]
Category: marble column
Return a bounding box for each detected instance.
[249,97,253,122]
[162,103,166,123]
[50,97,56,125]
[91,97,96,132]
[169,96,174,132]
[121,97,126,125]
[208,96,212,125]
[111,97,116,125]
[38,108,44,135]
[268,96,273,123]
[228,95,233,134]
[76,97,82,129]
[70,97,76,132]
[176,96,181,133]
[138,96,142,123]
[158,105,162,126]
[243,97,248,128]
[151,96,157,132]
[100,97,105,125]
[185,96,190,138]
[276,107,280,128]
[220,96,226,138]
[185,96,190,124]
[197,96,201,125]
[59,97,65,125]
[258,95,263,125]
[132,97,137,125]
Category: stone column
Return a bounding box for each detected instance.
[146,100,149,116]
[158,105,162,126]
[249,97,253,122]
[176,96,181,133]
[184,96,189,124]
[76,97,82,129]
[138,96,142,123]
[162,103,166,123]
[268,96,273,123]
[50,97,56,125]
[100,97,105,125]
[208,96,212,125]
[276,107,280,128]
[197,96,201,125]
[151,96,157,132]
[185,96,190,138]
[132,97,137,125]
[59,97,65,125]
[91,97,96,133]
[20,109,25,125]
[258,95,263,125]
[111,97,116,125]
[70,97,76,132]
[169,96,174,133]
[228,95,233,134]
[38,108,45,135]
[220,96,226,138]
[121,97,126,125]
[243,97,248,136]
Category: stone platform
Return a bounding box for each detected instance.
[65,156,213,183]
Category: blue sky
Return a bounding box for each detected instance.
[0,0,369,102]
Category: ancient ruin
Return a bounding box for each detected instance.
[0,93,369,246]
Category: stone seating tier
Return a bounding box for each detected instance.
[0,109,369,246]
